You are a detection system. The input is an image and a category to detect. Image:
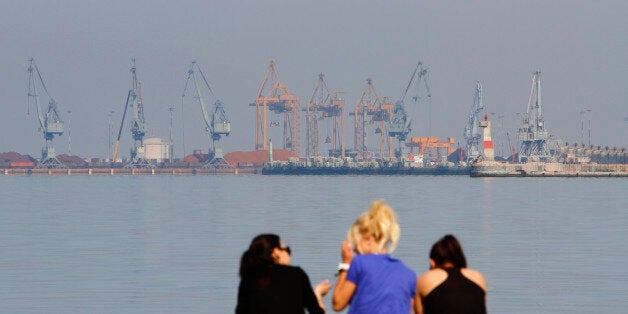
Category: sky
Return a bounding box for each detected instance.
[1,0,627,159]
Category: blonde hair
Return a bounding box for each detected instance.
[347,200,400,253]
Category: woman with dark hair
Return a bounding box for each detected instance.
[414,234,487,314]
[236,234,331,314]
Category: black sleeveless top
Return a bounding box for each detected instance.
[423,268,486,314]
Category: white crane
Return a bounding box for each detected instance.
[463,81,485,162]
[27,58,66,168]
[517,70,553,162]
[182,61,232,168]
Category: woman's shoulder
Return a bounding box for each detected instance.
[418,268,448,284]
[275,264,304,272]
[388,256,417,276]
[274,264,309,278]
[417,269,448,297]
[460,268,487,291]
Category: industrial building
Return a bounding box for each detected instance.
[144,138,171,163]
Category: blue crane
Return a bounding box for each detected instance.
[112,58,153,168]
[27,58,66,168]
[389,61,431,158]
[182,61,232,168]
[463,81,485,162]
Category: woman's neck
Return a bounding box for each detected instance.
[362,248,387,255]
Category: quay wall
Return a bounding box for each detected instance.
[1,167,258,176]
[262,165,470,175]
[471,162,628,177]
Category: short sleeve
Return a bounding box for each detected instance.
[345,255,361,285]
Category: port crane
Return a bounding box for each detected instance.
[26,58,66,168]
[250,60,301,156]
[463,81,485,162]
[112,58,153,168]
[517,70,553,162]
[304,74,345,158]
[181,61,232,168]
[351,78,392,160]
[390,61,431,159]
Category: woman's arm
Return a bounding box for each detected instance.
[299,268,328,314]
[332,269,356,311]
[332,240,356,311]
[413,287,423,314]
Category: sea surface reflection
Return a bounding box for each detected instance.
[0,175,626,313]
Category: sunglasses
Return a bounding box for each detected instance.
[278,246,291,255]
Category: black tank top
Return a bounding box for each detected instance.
[423,268,486,314]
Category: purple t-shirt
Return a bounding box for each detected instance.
[346,253,416,314]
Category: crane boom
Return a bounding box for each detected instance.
[184,62,214,133]
[112,90,132,163]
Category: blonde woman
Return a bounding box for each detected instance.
[332,201,416,313]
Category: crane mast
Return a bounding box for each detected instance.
[463,81,485,162]
[27,58,66,168]
[182,61,232,168]
[112,58,153,168]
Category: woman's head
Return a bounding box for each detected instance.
[239,234,291,279]
[347,200,400,254]
[429,234,467,268]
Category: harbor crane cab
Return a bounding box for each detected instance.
[27,58,66,168]
[112,58,154,168]
[182,61,232,168]
[389,61,431,159]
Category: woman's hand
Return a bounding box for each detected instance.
[314,279,332,310]
[341,240,354,264]
[315,279,332,297]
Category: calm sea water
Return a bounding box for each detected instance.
[0,175,626,313]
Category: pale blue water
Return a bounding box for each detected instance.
[0,175,626,313]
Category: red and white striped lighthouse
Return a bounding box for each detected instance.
[479,114,494,161]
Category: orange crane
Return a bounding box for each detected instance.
[350,78,394,160]
[304,74,345,158]
[250,60,301,156]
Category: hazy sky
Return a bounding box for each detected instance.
[2,0,627,159]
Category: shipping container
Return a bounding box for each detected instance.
[10,161,35,168]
